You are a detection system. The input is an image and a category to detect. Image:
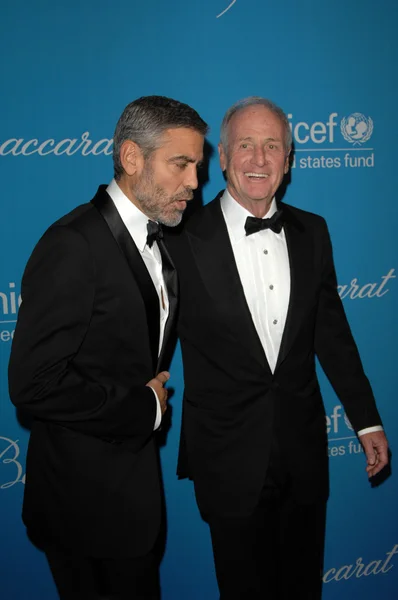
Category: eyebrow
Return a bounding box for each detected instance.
[168,155,204,167]
[237,136,281,143]
[169,155,196,162]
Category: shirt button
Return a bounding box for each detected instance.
[269,285,274,290]
[263,249,268,255]
[273,319,278,325]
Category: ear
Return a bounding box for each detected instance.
[218,142,227,172]
[284,150,291,174]
[119,140,144,177]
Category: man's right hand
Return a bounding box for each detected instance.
[146,371,170,415]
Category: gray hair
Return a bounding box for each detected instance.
[113,95,209,180]
[220,96,292,154]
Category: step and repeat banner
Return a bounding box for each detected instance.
[1,1,397,598]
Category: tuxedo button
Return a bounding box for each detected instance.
[273,319,278,325]
[263,249,268,255]
[269,285,274,290]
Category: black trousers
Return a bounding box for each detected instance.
[207,444,327,600]
[44,545,160,600]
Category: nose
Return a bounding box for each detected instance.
[185,164,199,190]
[251,146,267,167]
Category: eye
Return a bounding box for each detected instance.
[269,144,275,150]
[175,162,188,170]
[241,143,249,149]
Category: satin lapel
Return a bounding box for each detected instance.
[156,239,178,373]
[275,206,314,370]
[92,187,160,372]
[187,198,271,375]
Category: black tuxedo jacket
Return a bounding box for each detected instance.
[166,192,382,519]
[8,186,177,558]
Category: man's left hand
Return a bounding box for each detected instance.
[359,430,389,478]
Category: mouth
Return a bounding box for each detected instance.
[244,172,269,180]
[174,199,188,210]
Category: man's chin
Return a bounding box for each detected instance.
[159,211,184,228]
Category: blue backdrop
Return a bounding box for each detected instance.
[1,1,397,598]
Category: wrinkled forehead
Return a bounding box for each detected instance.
[228,105,285,139]
[149,127,204,166]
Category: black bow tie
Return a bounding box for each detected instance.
[146,220,163,248]
[244,210,284,236]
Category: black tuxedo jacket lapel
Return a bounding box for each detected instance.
[275,205,314,370]
[187,197,272,377]
[92,186,160,372]
[156,239,178,373]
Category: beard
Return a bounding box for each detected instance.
[133,162,193,227]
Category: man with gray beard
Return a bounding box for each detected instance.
[9,95,207,599]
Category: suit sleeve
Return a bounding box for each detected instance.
[314,219,382,432]
[8,225,156,439]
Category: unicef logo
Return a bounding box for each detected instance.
[340,113,374,146]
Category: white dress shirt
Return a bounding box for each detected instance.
[107,179,167,429]
[220,190,381,437]
[221,190,289,373]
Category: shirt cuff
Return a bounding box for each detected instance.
[357,425,383,436]
[148,386,162,430]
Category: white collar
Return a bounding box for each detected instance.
[106,179,151,253]
[220,189,278,243]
